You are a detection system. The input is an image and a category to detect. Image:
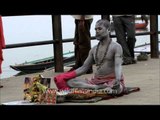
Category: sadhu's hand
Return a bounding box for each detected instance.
[112,80,120,89]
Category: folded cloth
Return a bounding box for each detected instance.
[0,15,6,74]
[54,70,77,90]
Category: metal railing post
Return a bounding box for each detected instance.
[150,15,159,58]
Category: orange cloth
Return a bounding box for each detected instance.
[0,15,5,74]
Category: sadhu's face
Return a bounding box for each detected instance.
[95,22,110,40]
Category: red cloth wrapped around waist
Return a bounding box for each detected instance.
[87,73,125,88]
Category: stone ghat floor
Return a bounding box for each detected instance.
[1,56,160,105]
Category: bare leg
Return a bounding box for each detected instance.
[67,79,123,95]
[67,78,107,90]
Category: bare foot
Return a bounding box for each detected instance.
[96,83,109,90]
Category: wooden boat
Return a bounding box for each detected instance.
[135,22,148,29]
[10,52,75,73]
[135,15,149,29]
[134,41,160,53]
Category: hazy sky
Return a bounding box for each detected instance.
[2,15,53,44]
[2,15,101,45]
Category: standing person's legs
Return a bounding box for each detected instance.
[127,38,136,61]
[123,16,136,61]
[113,17,133,64]
[71,19,93,72]
[74,45,82,68]
[0,74,3,88]
[70,20,81,70]
[0,60,3,88]
[76,19,93,73]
